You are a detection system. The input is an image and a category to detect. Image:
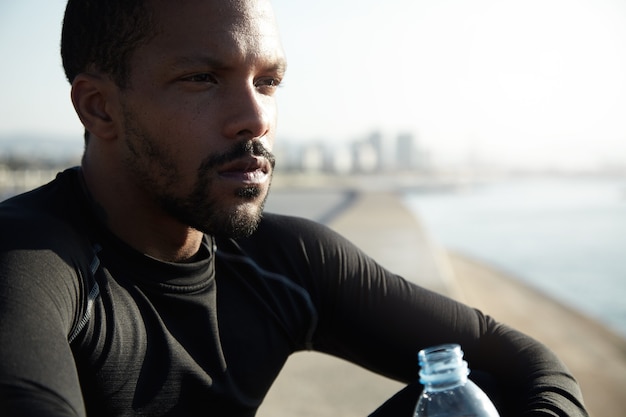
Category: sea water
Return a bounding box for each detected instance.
[403,176,626,339]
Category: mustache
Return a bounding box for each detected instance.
[199,140,276,172]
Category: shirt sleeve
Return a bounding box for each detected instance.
[286,216,588,417]
[0,216,88,417]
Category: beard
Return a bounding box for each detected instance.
[122,110,276,239]
[160,140,275,239]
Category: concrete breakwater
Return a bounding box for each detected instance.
[261,188,626,417]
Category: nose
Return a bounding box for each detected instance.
[222,85,273,141]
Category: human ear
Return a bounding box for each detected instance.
[70,74,119,141]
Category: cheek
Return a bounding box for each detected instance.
[149,110,207,157]
[171,104,222,146]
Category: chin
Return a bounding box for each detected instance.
[211,187,268,239]
[218,203,264,239]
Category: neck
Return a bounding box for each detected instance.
[80,160,204,263]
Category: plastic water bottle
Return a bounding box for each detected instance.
[414,344,500,417]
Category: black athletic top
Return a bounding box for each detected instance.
[0,168,587,416]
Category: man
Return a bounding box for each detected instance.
[0,0,588,416]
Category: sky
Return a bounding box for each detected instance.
[1,0,626,170]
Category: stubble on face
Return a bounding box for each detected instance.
[122,107,276,239]
[164,140,276,239]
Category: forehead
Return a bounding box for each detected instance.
[145,0,284,65]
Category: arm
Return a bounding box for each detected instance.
[0,240,87,416]
[302,222,588,417]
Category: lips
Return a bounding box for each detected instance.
[217,156,271,185]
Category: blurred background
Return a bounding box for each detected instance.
[1,0,625,353]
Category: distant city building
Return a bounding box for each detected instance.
[351,140,379,173]
[396,132,416,170]
[329,144,353,174]
[366,131,384,171]
[300,143,326,172]
[267,129,431,174]
[394,132,431,172]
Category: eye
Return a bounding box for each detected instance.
[182,73,218,84]
[255,77,283,94]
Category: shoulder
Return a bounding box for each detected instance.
[230,212,366,276]
[0,168,97,333]
[0,168,89,244]
[254,212,351,247]
[258,211,327,232]
[0,168,96,280]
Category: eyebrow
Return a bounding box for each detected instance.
[168,54,287,74]
[167,55,227,71]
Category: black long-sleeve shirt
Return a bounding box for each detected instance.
[0,168,587,416]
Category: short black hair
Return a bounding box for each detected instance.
[61,0,156,88]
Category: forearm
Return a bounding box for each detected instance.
[316,266,588,416]
[472,319,588,417]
